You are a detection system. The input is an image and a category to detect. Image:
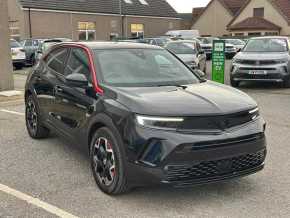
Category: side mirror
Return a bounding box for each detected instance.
[236,48,241,53]
[199,50,205,55]
[65,73,88,87]
[194,69,207,79]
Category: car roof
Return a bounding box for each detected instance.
[58,41,163,50]
[166,40,197,44]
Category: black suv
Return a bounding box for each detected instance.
[25,42,267,195]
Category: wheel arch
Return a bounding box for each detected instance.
[25,89,33,101]
[87,113,122,153]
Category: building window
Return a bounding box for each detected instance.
[131,24,144,38]
[265,32,278,36]
[234,33,244,36]
[123,0,133,4]
[254,8,264,17]
[248,32,262,36]
[78,22,96,41]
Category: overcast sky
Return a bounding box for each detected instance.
[166,0,210,13]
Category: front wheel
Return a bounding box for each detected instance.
[230,78,240,87]
[90,127,129,195]
[25,95,50,139]
[283,78,290,88]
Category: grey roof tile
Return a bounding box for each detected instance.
[18,0,178,18]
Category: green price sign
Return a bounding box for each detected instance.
[212,40,225,84]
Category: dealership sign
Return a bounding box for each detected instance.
[212,40,225,84]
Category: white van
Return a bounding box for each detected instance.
[165,30,200,39]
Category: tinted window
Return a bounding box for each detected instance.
[64,48,91,82]
[46,48,69,74]
[94,49,199,87]
[243,38,288,52]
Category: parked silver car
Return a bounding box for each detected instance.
[165,40,207,73]
[230,36,290,88]
[225,38,246,51]
[197,37,237,59]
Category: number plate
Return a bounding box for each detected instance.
[249,70,267,75]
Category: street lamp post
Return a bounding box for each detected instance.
[119,0,124,38]
[0,0,14,91]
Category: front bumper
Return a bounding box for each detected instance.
[125,118,267,187]
[12,59,26,65]
[231,63,290,82]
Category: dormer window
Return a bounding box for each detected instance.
[254,8,264,17]
[123,0,133,4]
[139,0,148,5]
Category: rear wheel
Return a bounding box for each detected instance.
[90,127,129,195]
[25,95,50,139]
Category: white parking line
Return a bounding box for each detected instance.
[0,183,79,218]
[0,109,24,116]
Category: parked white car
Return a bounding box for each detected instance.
[10,39,26,70]
[165,30,200,39]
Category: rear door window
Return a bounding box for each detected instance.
[46,48,69,74]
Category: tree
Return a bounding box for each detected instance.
[0,0,14,91]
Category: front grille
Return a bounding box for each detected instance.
[236,73,282,80]
[165,151,265,182]
[178,109,258,132]
[238,60,278,65]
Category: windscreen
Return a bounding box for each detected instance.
[10,40,21,48]
[243,38,288,52]
[94,49,199,87]
[166,42,196,54]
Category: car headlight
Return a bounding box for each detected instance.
[136,115,184,130]
[249,107,260,120]
[232,59,242,64]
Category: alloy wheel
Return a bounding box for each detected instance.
[26,99,38,133]
[92,137,116,186]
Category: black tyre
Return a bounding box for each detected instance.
[230,78,240,87]
[14,64,23,70]
[25,95,50,139]
[203,65,207,74]
[30,54,36,66]
[283,78,290,88]
[90,127,129,195]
